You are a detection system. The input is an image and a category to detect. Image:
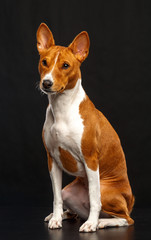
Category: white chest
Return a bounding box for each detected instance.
[43,80,86,176]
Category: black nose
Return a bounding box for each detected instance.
[42,79,53,89]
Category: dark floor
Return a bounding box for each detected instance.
[0,206,150,240]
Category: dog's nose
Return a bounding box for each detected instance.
[42,79,53,89]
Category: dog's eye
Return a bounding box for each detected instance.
[62,62,70,69]
[42,59,47,67]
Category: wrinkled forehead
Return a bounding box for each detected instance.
[40,45,74,62]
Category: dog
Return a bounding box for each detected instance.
[36,23,134,232]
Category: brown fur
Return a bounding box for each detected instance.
[79,95,134,224]
[37,23,134,226]
[42,129,52,171]
[59,147,78,173]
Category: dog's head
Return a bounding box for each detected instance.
[36,23,90,94]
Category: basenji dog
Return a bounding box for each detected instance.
[36,23,134,232]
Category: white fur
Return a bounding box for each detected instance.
[79,166,101,232]
[48,160,63,229]
[43,77,102,232]
[42,52,60,83]
[98,217,128,229]
[43,78,86,177]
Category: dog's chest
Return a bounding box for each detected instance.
[43,88,86,176]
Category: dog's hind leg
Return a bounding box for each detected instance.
[98,185,134,229]
[98,217,129,229]
[62,209,78,220]
[44,209,78,222]
[62,177,90,220]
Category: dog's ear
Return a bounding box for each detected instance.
[69,31,90,62]
[37,23,55,54]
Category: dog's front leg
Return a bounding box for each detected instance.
[48,159,63,229]
[79,164,101,232]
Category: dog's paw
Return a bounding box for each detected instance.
[97,219,108,229]
[62,210,78,221]
[97,218,128,229]
[79,220,97,232]
[44,213,53,222]
[48,217,62,229]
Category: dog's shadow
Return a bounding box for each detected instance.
[44,219,134,240]
[80,226,134,240]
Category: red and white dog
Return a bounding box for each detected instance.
[36,23,134,232]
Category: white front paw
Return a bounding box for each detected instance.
[48,217,62,229]
[79,220,97,232]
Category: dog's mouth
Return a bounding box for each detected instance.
[41,87,55,95]
[41,87,65,95]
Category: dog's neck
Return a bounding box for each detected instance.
[48,78,85,122]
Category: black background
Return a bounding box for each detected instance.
[0,0,151,212]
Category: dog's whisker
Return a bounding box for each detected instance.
[40,91,45,96]
[35,81,40,89]
[35,81,46,96]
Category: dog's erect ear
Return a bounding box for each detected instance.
[69,31,90,62]
[37,23,55,54]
